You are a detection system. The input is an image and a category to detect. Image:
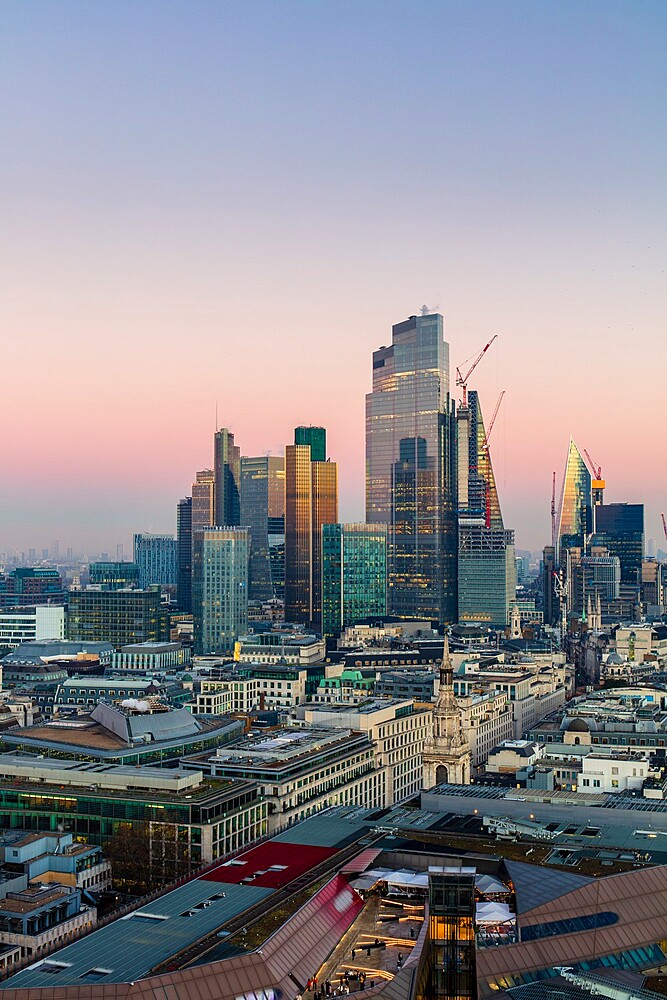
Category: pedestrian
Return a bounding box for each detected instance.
[351,949,355,960]
[366,947,371,957]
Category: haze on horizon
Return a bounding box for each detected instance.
[2,1,666,557]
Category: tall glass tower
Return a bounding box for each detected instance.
[365,313,457,623]
[557,438,592,565]
[321,523,387,637]
[240,456,285,601]
[214,428,241,527]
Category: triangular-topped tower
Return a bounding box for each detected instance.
[422,635,471,788]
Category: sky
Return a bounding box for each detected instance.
[2,1,666,556]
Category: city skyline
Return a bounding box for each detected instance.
[2,1,666,554]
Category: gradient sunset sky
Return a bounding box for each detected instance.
[2,1,666,555]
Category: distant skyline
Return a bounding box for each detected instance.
[2,1,666,554]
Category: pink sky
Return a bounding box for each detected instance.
[2,2,666,556]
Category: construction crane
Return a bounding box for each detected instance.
[551,471,556,551]
[481,390,505,452]
[584,448,606,505]
[481,390,505,527]
[455,335,497,407]
[661,512,667,545]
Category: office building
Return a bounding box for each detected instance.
[321,523,387,636]
[542,545,557,625]
[285,427,338,627]
[593,502,644,583]
[240,455,285,601]
[67,587,164,648]
[190,726,388,833]
[133,533,178,590]
[0,606,65,650]
[297,698,432,804]
[0,569,65,609]
[557,438,591,565]
[366,312,456,623]
[191,468,215,536]
[213,427,241,527]
[294,424,326,461]
[0,754,264,873]
[457,390,516,627]
[88,561,139,589]
[176,497,193,611]
[192,527,249,654]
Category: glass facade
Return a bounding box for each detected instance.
[240,456,285,602]
[177,497,193,612]
[321,523,387,636]
[285,435,338,627]
[557,439,592,565]
[458,526,516,626]
[295,425,326,463]
[191,469,215,535]
[214,428,241,527]
[133,533,178,589]
[192,528,249,654]
[89,562,139,589]
[67,588,163,648]
[366,313,457,623]
[593,503,644,583]
[427,870,477,1000]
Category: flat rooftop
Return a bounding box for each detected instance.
[0,806,377,990]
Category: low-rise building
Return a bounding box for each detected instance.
[234,630,325,666]
[1,700,243,766]
[0,831,111,894]
[234,663,308,708]
[578,751,652,794]
[486,739,545,774]
[109,641,191,672]
[53,677,170,713]
[0,606,66,650]
[455,691,514,768]
[0,754,266,869]
[296,699,431,803]
[0,883,95,960]
[185,726,388,832]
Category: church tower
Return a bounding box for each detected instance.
[422,634,472,788]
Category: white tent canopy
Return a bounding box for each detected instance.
[475,901,515,925]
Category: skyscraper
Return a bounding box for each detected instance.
[285,428,337,627]
[321,523,387,636]
[294,425,326,462]
[557,438,592,566]
[176,497,193,612]
[457,390,516,627]
[240,456,285,602]
[192,527,249,654]
[214,428,241,528]
[133,533,178,590]
[366,312,457,623]
[192,469,215,536]
[593,503,644,584]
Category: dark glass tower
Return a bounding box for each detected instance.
[214,428,241,527]
[593,503,644,583]
[177,497,193,612]
[294,426,326,463]
[240,456,285,602]
[366,313,457,623]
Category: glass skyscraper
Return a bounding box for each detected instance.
[214,428,241,528]
[192,527,249,654]
[321,523,387,636]
[285,429,338,627]
[593,503,644,583]
[176,497,193,612]
[133,533,178,590]
[456,390,516,626]
[240,456,285,601]
[557,438,592,565]
[366,313,457,623]
[192,469,215,536]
